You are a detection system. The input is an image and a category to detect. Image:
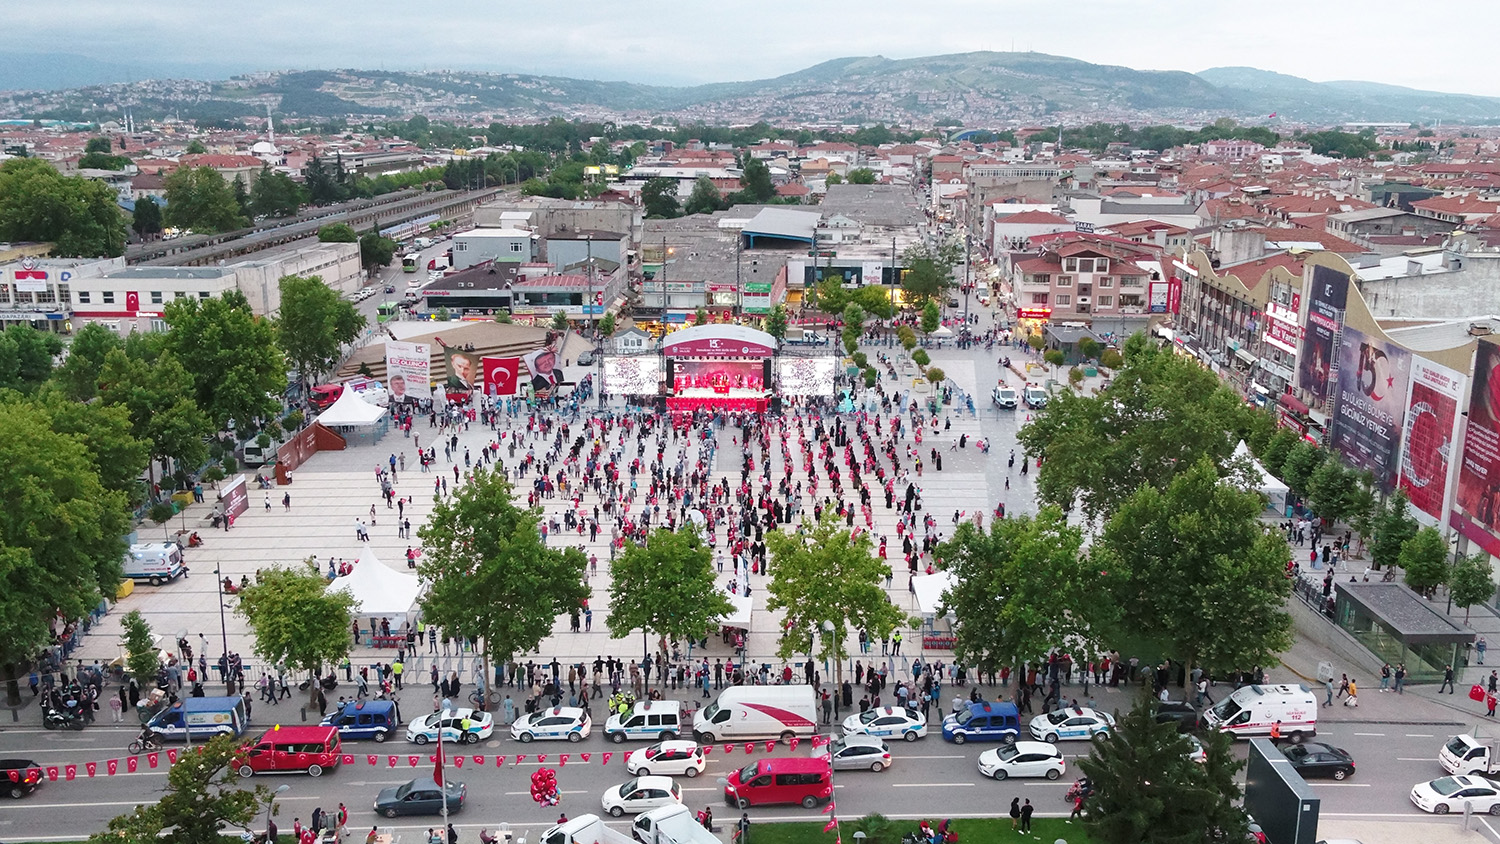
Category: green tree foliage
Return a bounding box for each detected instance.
[1257,428,1299,479]
[360,230,398,274]
[1099,347,1124,369]
[763,304,789,342]
[736,157,775,203]
[97,346,211,483]
[606,526,732,650]
[0,158,127,257]
[1450,552,1497,622]
[418,469,587,677]
[0,323,64,393]
[694,307,710,326]
[911,348,930,368]
[237,562,355,702]
[1055,119,1279,154]
[1094,457,1292,674]
[1370,489,1420,571]
[1306,457,1357,526]
[79,137,131,170]
[303,155,346,205]
[84,137,112,155]
[552,310,570,331]
[900,249,952,307]
[164,166,247,233]
[597,311,617,338]
[231,175,251,219]
[1298,129,1380,159]
[1279,440,1323,495]
[317,222,357,243]
[277,274,366,385]
[642,177,680,218]
[926,367,946,384]
[120,609,161,683]
[1019,335,1256,521]
[1079,698,1247,844]
[683,176,723,216]
[920,300,941,334]
[30,388,149,507]
[1043,348,1066,370]
[0,398,131,701]
[1077,337,1101,360]
[825,172,843,186]
[248,166,304,218]
[1399,526,1449,599]
[183,139,208,155]
[87,734,273,844]
[131,195,163,238]
[764,512,912,690]
[936,507,1094,677]
[161,291,286,435]
[845,167,877,184]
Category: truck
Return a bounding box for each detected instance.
[632,805,721,844]
[122,543,186,586]
[145,695,249,741]
[1441,734,1500,775]
[692,685,816,743]
[541,813,635,844]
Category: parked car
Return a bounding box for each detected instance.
[992,386,1018,409]
[976,741,1065,780]
[624,741,707,778]
[1154,701,1200,733]
[373,777,466,818]
[1411,775,1500,815]
[1028,707,1114,743]
[1282,742,1355,780]
[601,775,683,817]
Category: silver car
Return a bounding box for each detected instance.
[813,735,892,772]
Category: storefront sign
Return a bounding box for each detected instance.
[1017,308,1052,320]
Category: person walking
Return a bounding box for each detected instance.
[1440,664,1456,694]
[1019,798,1034,834]
[1269,721,1283,745]
[1323,676,1335,707]
[1481,636,1489,665]
[1342,678,1357,707]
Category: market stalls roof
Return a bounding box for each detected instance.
[662,324,777,358]
[326,550,424,617]
[742,208,821,247]
[316,388,386,427]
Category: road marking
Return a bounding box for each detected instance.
[503,790,590,796]
[1405,734,1434,738]
[899,754,967,759]
[1304,783,1371,787]
[1353,732,1386,736]
[891,782,973,788]
[1398,758,1435,762]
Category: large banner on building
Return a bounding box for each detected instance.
[1330,327,1411,491]
[776,357,838,396]
[481,356,521,396]
[1400,359,1465,524]
[384,341,431,403]
[1297,265,1349,409]
[603,356,662,395]
[521,336,565,401]
[1454,339,1500,555]
[443,347,480,393]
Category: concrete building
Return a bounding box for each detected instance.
[1010,233,1163,334]
[473,198,642,255]
[452,228,537,269]
[544,230,628,274]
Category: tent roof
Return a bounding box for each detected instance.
[742,207,821,243]
[717,591,753,628]
[326,550,424,616]
[316,388,386,426]
[912,571,956,618]
[1233,440,1289,495]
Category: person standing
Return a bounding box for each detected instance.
[1394,663,1407,694]
[1019,798,1034,834]
[1009,797,1021,830]
[1481,636,1489,666]
[1440,664,1456,694]
[735,813,750,844]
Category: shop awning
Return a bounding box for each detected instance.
[1278,392,1310,415]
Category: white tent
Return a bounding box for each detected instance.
[911,571,956,620]
[327,549,425,617]
[1233,440,1289,514]
[317,388,386,427]
[931,325,955,338]
[718,592,753,629]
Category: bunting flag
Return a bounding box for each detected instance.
[474,755,486,766]
[823,802,836,815]
[343,755,355,766]
[167,749,179,763]
[368,755,378,767]
[408,756,420,767]
[66,765,76,781]
[388,756,398,768]
[147,753,160,769]
[537,754,547,764]
[744,743,754,754]
[496,756,506,767]
[701,747,712,756]
[515,755,527,765]
[789,738,799,751]
[126,757,138,773]
[602,752,612,767]
[559,754,568,766]
[106,760,118,776]
[45,767,58,782]
[454,756,464,768]
[764,741,775,752]
[825,819,837,833]
[579,753,590,763]
[723,744,734,754]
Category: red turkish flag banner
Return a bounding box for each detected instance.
[825,819,838,833]
[474,755,486,766]
[342,755,355,766]
[559,754,568,766]
[515,755,527,765]
[454,756,464,768]
[367,755,378,766]
[126,757,139,773]
[496,756,506,767]
[579,753,590,763]
[702,746,712,756]
[46,767,58,781]
[764,741,774,752]
[723,744,733,754]
[789,737,799,751]
[408,756,419,767]
[5,770,14,782]
[65,765,76,781]
[601,752,612,767]
[105,760,117,776]
[744,743,754,754]
[388,756,398,768]
[147,753,160,768]
[823,802,836,815]
[167,749,179,763]
[537,754,547,764]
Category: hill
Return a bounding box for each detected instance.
[1198,66,1500,123]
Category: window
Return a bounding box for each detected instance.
[455,242,467,252]
[199,291,211,299]
[1028,273,1050,286]
[56,284,70,304]
[1030,293,1048,305]
[1063,258,1077,272]
[1098,276,1114,288]
[174,291,187,299]
[77,291,91,304]
[1056,276,1073,288]
[509,242,523,253]
[1098,295,1113,308]
[150,291,163,304]
[1055,294,1072,306]
[102,291,115,304]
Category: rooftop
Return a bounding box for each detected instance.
[1334,581,1475,643]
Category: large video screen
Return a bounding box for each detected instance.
[603,356,662,395]
[671,360,766,392]
[777,357,838,396]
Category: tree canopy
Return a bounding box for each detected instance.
[277,274,365,386]
[131,195,163,238]
[237,562,356,701]
[248,166,304,218]
[0,158,128,257]
[161,291,286,435]
[88,734,273,844]
[641,178,680,219]
[317,222,358,243]
[163,166,247,233]
[606,526,732,650]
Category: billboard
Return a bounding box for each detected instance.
[1264,296,1301,356]
[1329,327,1411,491]
[1297,265,1349,409]
[481,356,520,396]
[777,357,839,396]
[603,356,662,395]
[521,335,565,401]
[443,347,481,393]
[384,341,431,403]
[1454,339,1500,555]
[1400,359,1465,524]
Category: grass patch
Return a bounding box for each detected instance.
[747,817,1093,844]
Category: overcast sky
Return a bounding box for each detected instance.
[16,0,1500,97]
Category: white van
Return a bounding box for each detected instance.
[1201,683,1317,743]
[414,237,434,250]
[605,700,682,744]
[692,685,817,743]
[123,543,186,586]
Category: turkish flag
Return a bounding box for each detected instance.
[825,819,838,833]
[515,755,527,765]
[723,744,733,754]
[579,753,590,763]
[473,755,485,766]
[495,756,505,767]
[46,767,58,781]
[167,749,179,763]
[823,802,836,815]
[454,756,464,768]
[388,756,398,768]
[601,752,612,767]
[125,291,140,313]
[367,755,378,766]
[105,760,117,776]
[559,754,568,766]
[744,743,754,754]
[147,753,159,769]
[408,756,419,767]
[65,765,76,781]
[483,356,521,397]
[537,754,547,764]
[764,741,775,752]
[789,737,799,751]
[343,755,355,766]
[126,757,138,773]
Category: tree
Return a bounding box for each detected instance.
[911,348,930,368]
[164,166,247,233]
[597,311,617,338]
[132,195,163,239]
[237,562,355,703]
[641,177,680,218]
[1257,428,1299,479]
[120,609,161,684]
[161,291,286,435]
[277,274,366,387]
[1306,458,1357,527]
[694,308,710,326]
[684,176,723,216]
[88,734,273,844]
[303,155,345,205]
[248,166,303,218]
[764,512,912,695]
[317,223,357,243]
[899,241,959,307]
[1279,442,1323,496]
[737,157,775,203]
[1018,334,1257,522]
[1077,337,1101,360]
[231,175,251,219]
[1400,526,1449,599]
[0,158,128,257]
[30,388,150,508]
[184,139,208,155]
[0,398,131,704]
[826,172,843,186]
[1044,348,1066,371]
[1094,456,1292,675]
[606,527,732,653]
[0,323,64,393]
[936,507,1095,679]
[98,347,212,485]
[85,137,112,155]
[360,230,399,275]
[920,300,941,335]
[1370,489,1420,572]
[1099,348,1124,369]
[1027,333,1045,352]
[845,167,877,184]
[1450,552,1497,622]
[764,304,789,342]
[1079,698,1247,844]
[418,469,587,698]
[552,310,570,331]
[926,367,946,385]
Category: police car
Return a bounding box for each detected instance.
[941,701,1021,744]
[405,708,493,745]
[841,706,928,742]
[1028,707,1115,743]
[511,706,591,743]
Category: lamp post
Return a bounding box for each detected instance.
[266,783,290,837]
[962,234,972,334]
[822,619,839,718]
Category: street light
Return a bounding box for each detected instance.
[267,783,290,836]
[822,620,839,717]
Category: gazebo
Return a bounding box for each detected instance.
[314,388,389,443]
[327,550,425,646]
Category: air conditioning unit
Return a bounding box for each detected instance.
[1077,296,1091,306]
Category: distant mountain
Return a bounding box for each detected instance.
[0,52,251,91]
[6,51,1500,125]
[1198,66,1500,123]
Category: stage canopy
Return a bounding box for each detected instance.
[717,592,753,628]
[662,324,777,359]
[317,388,386,427]
[327,550,425,617]
[911,571,956,620]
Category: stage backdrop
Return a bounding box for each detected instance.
[603,356,662,395]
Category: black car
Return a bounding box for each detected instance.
[1281,742,1356,780]
[373,777,466,817]
[0,759,43,798]
[1154,701,1199,733]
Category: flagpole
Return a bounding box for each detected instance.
[438,707,449,831]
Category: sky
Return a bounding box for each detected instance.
[12,0,1500,97]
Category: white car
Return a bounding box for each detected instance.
[405,708,493,745]
[511,707,590,743]
[625,740,707,778]
[977,741,1066,780]
[601,775,682,817]
[1411,775,1500,815]
[1184,734,1206,764]
[841,706,928,742]
[814,735,893,772]
[1029,707,1115,743]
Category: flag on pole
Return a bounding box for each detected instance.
[434,710,446,787]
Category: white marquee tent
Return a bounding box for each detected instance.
[316,388,387,427]
[717,592,753,629]
[1233,440,1289,514]
[327,549,425,628]
[911,571,956,620]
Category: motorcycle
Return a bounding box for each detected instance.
[129,729,163,755]
[1065,776,1092,802]
[298,674,339,692]
[42,702,85,731]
